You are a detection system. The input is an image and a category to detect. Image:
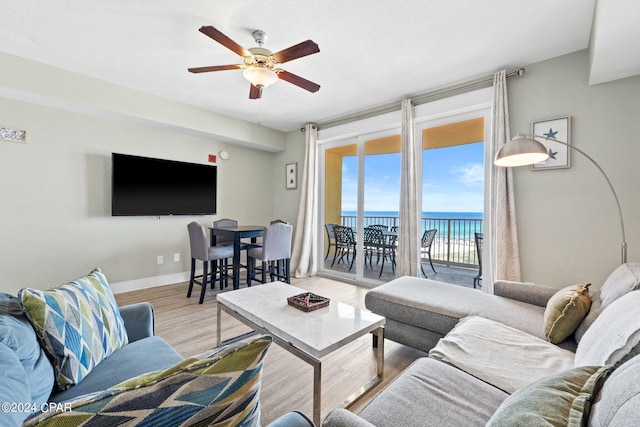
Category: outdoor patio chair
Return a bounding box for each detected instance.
[324,223,338,259]
[332,225,356,271]
[363,227,396,277]
[420,228,438,277]
[363,227,382,268]
[369,224,388,231]
[474,232,483,288]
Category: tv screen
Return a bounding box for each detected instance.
[112,153,217,216]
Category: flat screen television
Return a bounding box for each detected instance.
[111,153,217,216]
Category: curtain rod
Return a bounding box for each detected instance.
[317,68,525,130]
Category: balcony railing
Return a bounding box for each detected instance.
[340,215,483,268]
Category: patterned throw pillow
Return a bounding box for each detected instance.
[23,335,273,427]
[18,268,128,390]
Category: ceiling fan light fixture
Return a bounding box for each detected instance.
[243,65,278,88]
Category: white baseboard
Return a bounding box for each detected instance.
[111,271,191,294]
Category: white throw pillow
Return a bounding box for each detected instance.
[575,290,640,367]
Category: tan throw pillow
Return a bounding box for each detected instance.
[544,284,592,344]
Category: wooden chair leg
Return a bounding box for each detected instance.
[210,260,217,289]
[285,258,290,284]
[187,258,196,297]
[247,256,254,286]
[198,262,208,304]
[217,259,224,290]
[222,258,229,288]
[260,261,267,283]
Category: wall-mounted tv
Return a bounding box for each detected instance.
[112,153,217,216]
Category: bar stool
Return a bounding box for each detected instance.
[212,218,238,246]
[247,222,293,285]
[187,222,234,304]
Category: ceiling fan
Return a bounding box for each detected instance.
[188,26,320,99]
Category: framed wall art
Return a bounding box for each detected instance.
[531,116,571,170]
[286,162,298,189]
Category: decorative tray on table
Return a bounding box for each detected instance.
[287,292,330,312]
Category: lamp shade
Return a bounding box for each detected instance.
[494,134,550,167]
[243,65,278,88]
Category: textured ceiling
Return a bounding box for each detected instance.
[0,0,637,133]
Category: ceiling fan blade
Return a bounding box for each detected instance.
[272,40,320,64]
[198,26,250,57]
[277,70,321,93]
[249,84,262,99]
[188,64,242,73]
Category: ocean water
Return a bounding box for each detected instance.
[340,211,484,236]
[341,211,483,220]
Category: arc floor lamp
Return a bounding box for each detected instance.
[494,133,627,264]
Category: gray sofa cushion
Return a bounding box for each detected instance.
[599,262,640,310]
[50,335,183,403]
[574,290,640,368]
[356,358,508,427]
[323,409,376,427]
[493,280,559,307]
[365,276,546,339]
[590,354,640,427]
[429,316,574,393]
[575,290,602,343]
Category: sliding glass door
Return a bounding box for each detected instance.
[320,129,401,284]
[318,90,492,286]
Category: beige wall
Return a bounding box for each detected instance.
[0,98,283,296]
[508,50,640,288]
[272,129,306,224]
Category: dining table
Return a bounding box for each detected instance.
[210,225,265,289]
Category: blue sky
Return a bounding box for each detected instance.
[341,142,484,213]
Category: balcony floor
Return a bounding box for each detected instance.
[322,255,480,289]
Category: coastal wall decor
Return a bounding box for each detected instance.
[286,162,298,189]
[0,126,27,143]
[531,116,571,170]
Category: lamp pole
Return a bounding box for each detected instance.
[521,133,627,264]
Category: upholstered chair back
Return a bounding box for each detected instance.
[187,222,209,261]
[262,223,293,262]
[212,218,238,245]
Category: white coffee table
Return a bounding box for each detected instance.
[216,282,385,425]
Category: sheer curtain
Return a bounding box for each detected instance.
[291,123,319,278]
[396,99,421,277]
[488,71,521,292]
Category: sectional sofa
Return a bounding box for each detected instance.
[323,263,640,426]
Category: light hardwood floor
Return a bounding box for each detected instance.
[114,276,425,424]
